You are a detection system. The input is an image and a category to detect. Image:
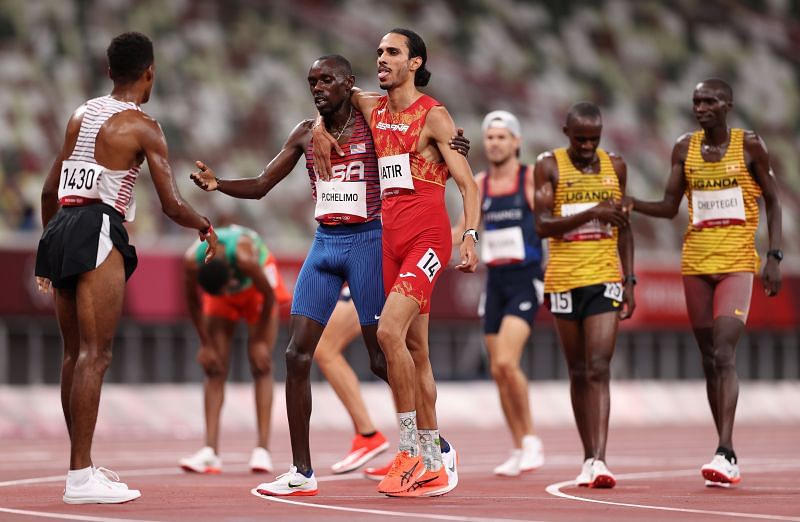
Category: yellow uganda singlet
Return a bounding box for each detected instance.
[544,148,622,293]
[682,128,761,275]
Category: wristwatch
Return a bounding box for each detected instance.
[767,249,784,262]
[623,274,637,286]
[462,229,479,244]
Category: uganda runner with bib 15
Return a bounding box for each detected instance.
[534,101,635,489]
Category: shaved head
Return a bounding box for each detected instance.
[696,78,733,103]
[315,54,353,77]
[566,101,602,126]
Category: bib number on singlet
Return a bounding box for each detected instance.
[416,248,441,282]
[691,187,746,228]
[603,282,624,302]
[561,202,613,241]
[482,226,525,265]
[378,153,414,198]
[58,160,101,200]
[550,291,573,314]
[314,180,367,223]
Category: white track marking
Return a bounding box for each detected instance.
[545,465,800,522]
[0,508,162,522]
[249,488,546,522]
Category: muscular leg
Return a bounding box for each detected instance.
[709,316,745,450]
[554,317,592,460]
[684,275,720,433]
[202,317,236,452]
[694,327,719,432]
[582,312,619,461]
[55,287,79,440]
[285,315,326,475]
[248,306,279,450]
[487,316,533,447]
[68,249,125,470]
[376,293,418,414]
[406,314,437,430]
[362,324,388,383]
[313,300,376,434]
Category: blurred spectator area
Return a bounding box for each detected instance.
[0,0,798,267]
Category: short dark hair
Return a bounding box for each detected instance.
[197,258,229,295]
[316,54,353,77]
[698,78,733,102]
[389,28,430,87]
[107,32,154,84]
[566,101,602,125]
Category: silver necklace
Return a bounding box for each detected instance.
[331,108,353,140]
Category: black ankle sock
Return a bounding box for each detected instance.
[360,431,377,438]
[715,446,737,464]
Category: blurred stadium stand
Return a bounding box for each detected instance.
[0,0,797,384]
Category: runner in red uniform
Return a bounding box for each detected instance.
[314,28,480,498]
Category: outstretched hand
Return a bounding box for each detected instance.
[190,161,218,191]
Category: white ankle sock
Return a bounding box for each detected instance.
[67,466,92,487]
[419,429,443,471]
[398,411,418,456]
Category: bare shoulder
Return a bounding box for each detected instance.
[607,151,627,169]
[352,87,382,115]
[535,150,556,167]
[285,119,314,148]
[742,129,768,152]
[674,131,693,149]
[425,105,453,125]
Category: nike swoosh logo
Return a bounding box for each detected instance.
[734,309,745,316]
[399,272,416,278]
[374,314,381,320]
[288,481,308,488]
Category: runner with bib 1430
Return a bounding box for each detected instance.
[35,32,217,505]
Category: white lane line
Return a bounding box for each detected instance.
[249,488,547,522]
[545,466,800,522]
[0,468,187,522]
[0,508,162,522]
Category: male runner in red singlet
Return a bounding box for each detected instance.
[314,28,480,497]
[35,32,217,504]
[627,79,782,487]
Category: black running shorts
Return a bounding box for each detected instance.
[546,282,623,321]
[35,203,137,289]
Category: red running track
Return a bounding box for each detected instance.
[1,425,799,522]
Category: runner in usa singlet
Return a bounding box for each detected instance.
[305,111,381,225]
[370,94,452,312]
